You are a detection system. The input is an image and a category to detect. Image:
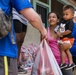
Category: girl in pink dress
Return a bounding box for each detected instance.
[47,12,68,65]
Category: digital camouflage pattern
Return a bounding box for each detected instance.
[0,8,12,39]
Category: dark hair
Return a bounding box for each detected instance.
[47,11,60,19]
[47,11,60,25]
[63,5,74,14]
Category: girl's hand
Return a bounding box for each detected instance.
[57,32,61,37]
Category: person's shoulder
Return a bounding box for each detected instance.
[66,19,74,25]
[12,0,32,12]
[68,19,73,22]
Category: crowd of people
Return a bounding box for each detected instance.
[0,0,76,75]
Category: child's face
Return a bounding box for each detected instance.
[63,9,74,20]
[48,13,59,26]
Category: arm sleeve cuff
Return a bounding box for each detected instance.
[12,0,32,12]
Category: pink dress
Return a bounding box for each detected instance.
[47,27,68,64]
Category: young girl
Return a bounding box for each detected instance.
[47,11,68,65]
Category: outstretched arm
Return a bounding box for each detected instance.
[20,8,47,40]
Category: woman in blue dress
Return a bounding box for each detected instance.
[70,12,76,64]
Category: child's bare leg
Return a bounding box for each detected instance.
[61,50,66,64]
[65,49,75,70]
[59,43,67,64]
[66,49,73,64]
[65,43,75,70]
[59,45,67,69]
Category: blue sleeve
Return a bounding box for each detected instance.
[12,0,32,12]
[72,23,76,38]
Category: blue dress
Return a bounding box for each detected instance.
[70,23,76,56]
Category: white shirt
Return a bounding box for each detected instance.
[12,8,29,26]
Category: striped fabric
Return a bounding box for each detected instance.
[12,8,29,26]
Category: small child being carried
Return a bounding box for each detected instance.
[54,5,75,70]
